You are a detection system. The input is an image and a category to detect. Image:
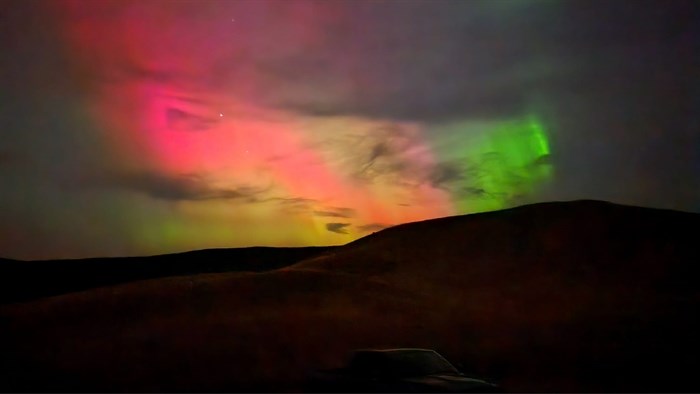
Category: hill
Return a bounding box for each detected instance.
[1,200,699,392]
[0,246,337,304]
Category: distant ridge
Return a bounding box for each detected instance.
[0,246,337,304]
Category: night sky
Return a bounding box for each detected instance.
[1,0,698,260]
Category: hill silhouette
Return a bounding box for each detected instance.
[1,200,699,392]
[298,199,698,291]
[0,247,337,304]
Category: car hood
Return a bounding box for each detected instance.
[403,374,498,392]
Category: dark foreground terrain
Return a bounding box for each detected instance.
[1,200,699,392]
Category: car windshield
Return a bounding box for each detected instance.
[350,350,459,378]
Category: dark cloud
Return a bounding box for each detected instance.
[269,197,317,205]
[357,223,390,233]
[462,187,505,200]
[72,165,342,240]
[361,142,390,174]
[247,2,557,121]
[326,223,351,234]
[254,196,319,215]
[531,154,553,167]
[313,211,347,218]
[266,197,317,209]
[107,172,262,202]
[429,162,464,189]
[260,0,698,124]
[334,124,431,187]
[456,153,538,203]
[463,187,488,198]
[313,207,356,218]
[166,108,220,132]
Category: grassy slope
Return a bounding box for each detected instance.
[1,200,699,392]
[1,270,438,392]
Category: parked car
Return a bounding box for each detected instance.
[306,348,501,392]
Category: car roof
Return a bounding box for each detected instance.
[353,348,437,354]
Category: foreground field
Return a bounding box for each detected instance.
[2,200,699,392]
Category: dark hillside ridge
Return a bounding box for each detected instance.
[0,246,337,304]
[348,199,697,249]
[303,199,700,286]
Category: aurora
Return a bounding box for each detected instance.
[429,117,553,213]
[1,0,696,259]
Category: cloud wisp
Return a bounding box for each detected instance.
[326,223,351,234]
[90,171,265,202]
[313,207,356,218]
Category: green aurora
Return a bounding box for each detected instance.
[431,116,553,213]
